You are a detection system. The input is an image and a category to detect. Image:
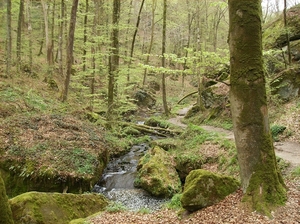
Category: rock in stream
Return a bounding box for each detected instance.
[93,143,168,211]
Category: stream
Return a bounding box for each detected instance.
[92,141,168,211]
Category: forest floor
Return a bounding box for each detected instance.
[89,106,300,224]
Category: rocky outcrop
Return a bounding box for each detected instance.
[134,146,181,198]
[270,67,300,101]
[181,169,239,212]
[263,4,300,49]
[0,115,109,197]
[9,191,108,224]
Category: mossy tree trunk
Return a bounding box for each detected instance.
[228,0,286,215]
[6,0,12,77]
[0,175,14,224]
[107,0,120,121]
[161,0,169,116]
[16,0,24,73]
[62,0,79,102]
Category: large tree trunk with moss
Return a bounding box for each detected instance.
[0,176,14,224]
[228,0,286,215]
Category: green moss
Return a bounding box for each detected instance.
[135,146,182,198]
[69,218,89,224]
[242,134,287,216]
[0,176,14,224]
[181,169,240,211]
[9,192,108,224]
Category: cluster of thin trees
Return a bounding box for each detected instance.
[2,0,230,115]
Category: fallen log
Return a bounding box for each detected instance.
[120,122,183,137]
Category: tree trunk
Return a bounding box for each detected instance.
[50,0,55,65]
[58,0,65,77]
[6,0,12,77]
[283,0,291,66]
[62,0,79,102]
[26,0,33,76]
[142,0,157,87]
[127,0,145,82]
[162,0,169,116]
[41,0,54,77]
[16,0,24,73]
[107,0,120,121]
[82,0,89,72]
[182,0,193,88]
[228,0,286,215]
[0,176,14,224]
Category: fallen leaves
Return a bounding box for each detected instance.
[89,180,300,224]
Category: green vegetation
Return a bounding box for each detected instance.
[163,193,182,210]
[291,166,300,177]
[105,202,127,213]
[271,124,286,141]
[137,207,152,214]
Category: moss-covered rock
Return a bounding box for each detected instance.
[0,175,14,224]
[9,191,108,224]
[134,146,181,198]
[181,169,240,211]
[150,138,180,151]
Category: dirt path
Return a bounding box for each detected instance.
[170,107,300,167]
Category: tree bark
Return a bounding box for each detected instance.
[82,0,89,72]
[58,0,65,77]
[6,0,12,77]
[142,0,157,87]
[62,0,79,102]
[107,0,120,121]
[228,0,286,215]
[16,0,24,73]
[162,0,169,116]
[127,0,145,82]
[25,0,33,76]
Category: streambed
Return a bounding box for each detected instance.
[93,142,168,211]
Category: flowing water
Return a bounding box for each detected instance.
[93,142,168,211]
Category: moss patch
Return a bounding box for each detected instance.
[134,146,182,198]
[181,169,240,212]
[9,191,108,224]
[0,175,14,224]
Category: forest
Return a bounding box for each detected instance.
[0,0,300,223]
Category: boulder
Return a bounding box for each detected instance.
[9,191,108,224]
[134,146,181,198]
[181,169,239,212]
[133,89,156,108]
[270,67,300,101]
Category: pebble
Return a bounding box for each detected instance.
[103,188,169,211]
